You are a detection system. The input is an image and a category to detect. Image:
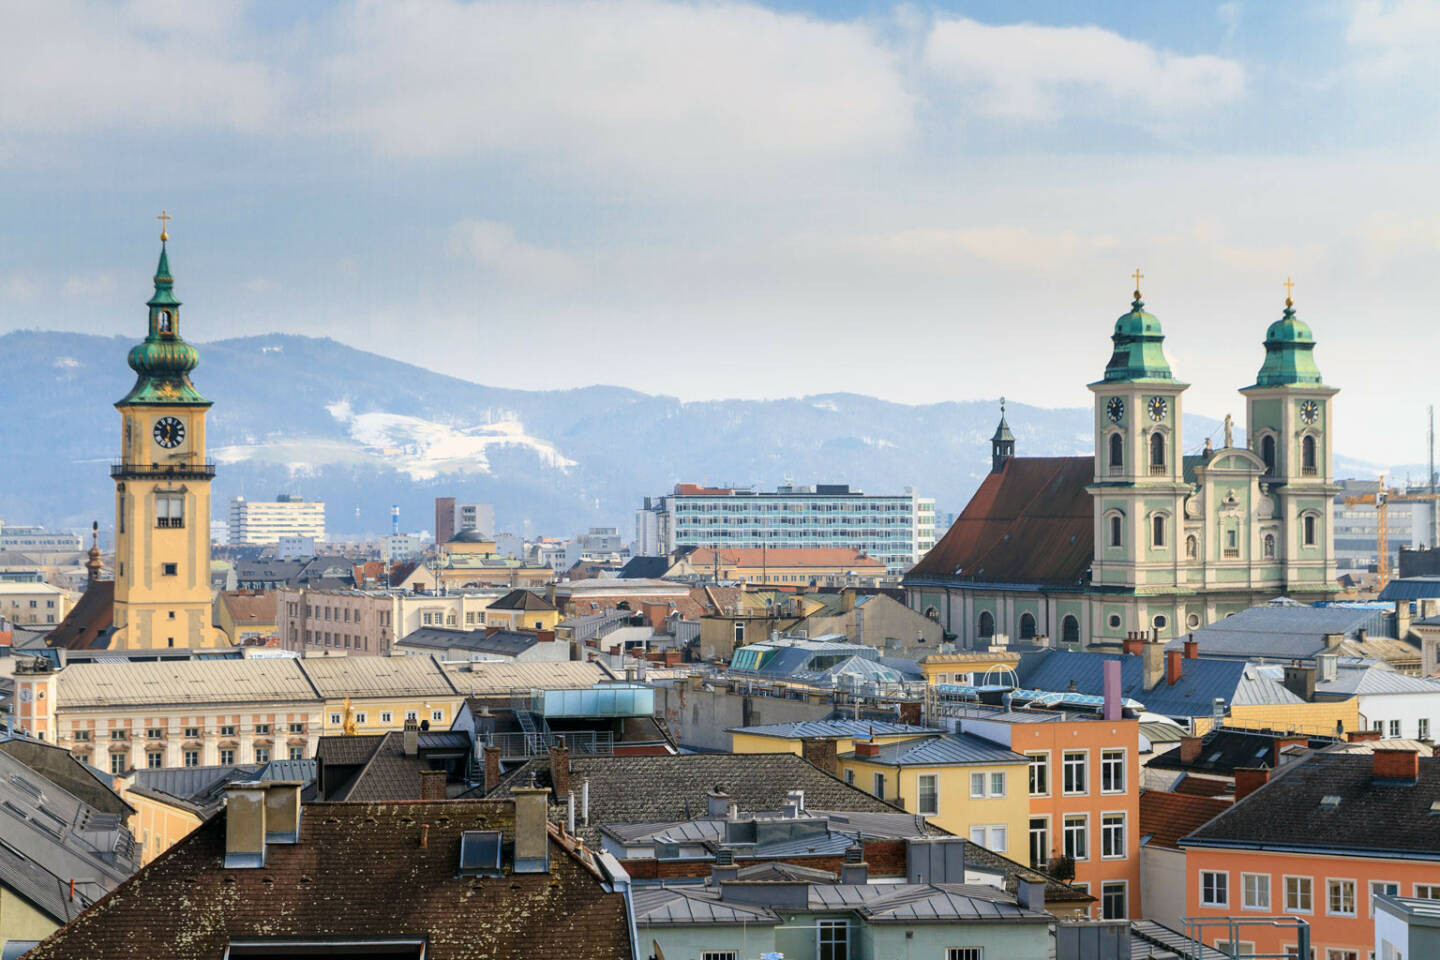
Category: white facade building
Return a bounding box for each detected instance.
[0,522,84,555]
[382,533,428,564]
[636,482,936,575]
[227,495,326,546]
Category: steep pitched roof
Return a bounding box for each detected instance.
[907,457,1093,585]
[43,580,113,649]
[24,801,632,960]
[489,588,557,612]
[216,590,276,627]
[1139,790,1231,850]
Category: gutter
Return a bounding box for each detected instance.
[1177,838,1440,862]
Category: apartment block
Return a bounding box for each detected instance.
[227,495,326,546]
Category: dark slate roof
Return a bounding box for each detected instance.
[42,580,113,650]
[129,760,318,817]
[316,731,471,802]
[397,626,540,657]
[1183,754,1440,858]
[489,588,558,612]
[1014,649,1302,718]
[1162,603,1393,660]
[618,556,672,579]
[907,457,1093,585]
[1139,791,1231,850]
[23,801,632,960]
[1148,729,1334,775]
[0,735,134,817]
[838,734,1027,767]
[315,733,387,767]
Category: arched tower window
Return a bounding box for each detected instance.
[977,611,995,639]
[1109,514,1123,548]
[1018,612,1036,639]
[1304,513,1318,547]
[1151,514,1167,548]
[1061,615,1080,646]
[1261,434,1276,475]
[1108,432,1124,475]
[1302,435,1317,475]
[1149,432,1166,474]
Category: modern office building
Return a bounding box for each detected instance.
[637,482,935,575]
[0,522,84,555]
[433,497,494,545]
[1333,479,1438,573]
[227,495,326,545]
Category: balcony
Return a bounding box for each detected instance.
[1302,466,1317,476]
[112,461,216,480]
[1149,464,1167,476]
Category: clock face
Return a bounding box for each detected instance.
[1148,396,1169,422]
[153,416,185,449]
[1105,397,1124,423]
[1299,399,1320,425]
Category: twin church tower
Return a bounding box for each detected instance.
[109,215,227,648]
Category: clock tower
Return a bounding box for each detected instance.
[111,217,227,649]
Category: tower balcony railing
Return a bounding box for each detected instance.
[111,461,216,480]
[1149,464,1167,476]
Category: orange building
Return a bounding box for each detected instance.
[952,705,1143,920]
[1181,749,1440,959]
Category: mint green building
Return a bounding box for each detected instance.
[905,287,1339,649]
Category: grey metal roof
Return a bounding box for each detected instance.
[731,720,940,740]
[632,881,1048,926]
[605,809,935,846]
[840,733,1026,767]
[1164,603,1393,660]
[1379,577,1440,601]
[396,626,539,657]
[631,886,779,925]
[1318,662,1440,696]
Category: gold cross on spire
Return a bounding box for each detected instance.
[1284,276,1294,305]
[157,210,171,243]
[1131,268,1144,299]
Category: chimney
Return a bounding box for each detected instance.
[1233,767,1271,801]
[801,738,839,776]
[706,787,731,817]
[510,786,551,873]
[841,590,856,614]
[1166,649,1183,686]
[786,789,805,815]
[582,778,590,825]
[549,739,571,801]
[1373,748,1420,783]
[483,745,502,793]
[1316,653,1339,683]
[486,625,500,636]
[403,717,419,757]
[1016,878,1046,912]
[855,740,880,758]
[536,629,556,644]
[264,781,303,844]
[223,782,268,868]
[841,844,868,884]
[1272,736,1308,766]
[713,847,739,884]
[1283,663,1316,701]
[1397,600,1414,639]
[1103,659,1121,721]
[419,768,448,800]
[1122,633,1143,657]
[1183,635,1199,660]
[1142,637,1165,690]
[1179,736,1202,764]
[1347,729,1382,743]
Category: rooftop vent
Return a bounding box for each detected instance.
[458,830,502,876]
[1319,795,1342,810]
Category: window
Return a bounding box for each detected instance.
[219,749,235,765]
[1243,873,1271,910]
[330,713,342,725]
[220,725,237,737]
[288,722,304,734]
[1370,881,1399,916]
[1063,751,1087,794]
[1421,718,1431,740]
[1327,879,1356,916]
[977,611,994,638]
[1061,615,1080,645]
[1415,883,1440,900]
[1201,870,1228,907]
[702,953,738,960]
[1027,753,1049,796]
[990,772,1005,797]
[1109,514,1123,548]
[184,726,200,739]
[1018,612,1036,639]
[255,747,270,763]
[1304,514,1317,547]
[1261,434,1277,474]
[1100,813,1126,859]
[1218,943,1257,958]
[405,711,418,721]
[1324,952,1358,960]
[1063,814,1088,860]
[183,750,199,768]
[817,919,848,960]
[109,753,126,775]
[1152,514,1166,548]
[354,713,367,725]
[431,710,444,722]
[155,493,185,528]
[946,950,983,960]
[1150,431,1166,472]
[1028,817,1049,869]
[873,773,885,800]
[968,825,1007,852]
[1101,881,1126,919]
[380,711,393,724]
[1389,719,1401,738]
[918,774,938,815]
[162,562,178,576]
[970,772,986,797]
[289,746,303,761]
[147,752,162,769]
[73,729,92,742]
[1100,749,1125,793]
[844,769,855,785]
[1108,432,1124,473]
[1285,875,1313,913]
[1302,434,1317,475]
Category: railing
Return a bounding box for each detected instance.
[1149,464,1168,476]
[486,730,613,758]
[1302,466,1317,476]
[111,462,216,480]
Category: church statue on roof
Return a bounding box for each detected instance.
[905,273,1339,650]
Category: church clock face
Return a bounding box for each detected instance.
[1299,399,1319,425]
[153,416,185,449]
[1148,396,1168,422]
[1106,397,1124,423]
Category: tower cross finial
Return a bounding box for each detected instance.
[1000,395,1006,417]
[157,210,171,243]
[1131,268,1144,299]
[1284,276,1294,305]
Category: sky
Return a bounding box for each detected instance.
[2,0,1439,468]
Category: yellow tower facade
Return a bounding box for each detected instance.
[111,222,228,649]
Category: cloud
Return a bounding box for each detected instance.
[445,219,580,286]
[921,17,1244,121]
[1346,0,1440,79]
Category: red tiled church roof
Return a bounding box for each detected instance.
[909,457,1094,585]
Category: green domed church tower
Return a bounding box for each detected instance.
[111,214,227,649]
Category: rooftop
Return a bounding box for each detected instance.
[839,733,1027,767]
[731,720,941,740]
[1139,790,1232,850]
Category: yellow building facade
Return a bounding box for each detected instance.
[110,226,228,649]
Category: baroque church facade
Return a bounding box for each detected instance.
[905,283,1339,650]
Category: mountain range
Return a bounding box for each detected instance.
[0,331,1386,542]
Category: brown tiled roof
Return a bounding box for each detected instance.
[1171,776,1235,798]
[218,590,276,626]
[315,733,386,767]
[44,580,113,649]
[907,457,1094,585]
[332,731,426,802]
[24,800,632,960]
[1139,790,1231,849]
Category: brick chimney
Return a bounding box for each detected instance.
[1347,729,1382,743]
[1271,736,1308,767]
[483,745,502,793]
[549,739,571,801]
[510,786,551,873]
[1122,633,1143,657]
[1179,736,1202,764]
[419,768,448,800]
[1233,767,1271,801]
[535,629,556,644]
[801,737,839,777]
[1183,635,1199,660]
[1373,748,1420,782]
[1166,649,1183,686]
[855,740,880,758]
[840,844,868,884]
